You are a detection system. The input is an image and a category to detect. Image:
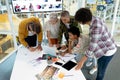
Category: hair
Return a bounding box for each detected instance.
[68,27,80,37]
[27,22,41,34]
[60,10,70,17]
[75,8,92,24]
[49,13,58,19]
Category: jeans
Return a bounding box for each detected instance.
[96,55,114,80]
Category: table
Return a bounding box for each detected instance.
[10,46,86,80]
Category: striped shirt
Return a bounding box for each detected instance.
[85,16,116,58]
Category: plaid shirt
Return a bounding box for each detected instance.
[85,16,116,58]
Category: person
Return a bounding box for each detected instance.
[58,27,97,74]
[44,13,60,47]
[74,8,117,80]
[67,27,89,56]
[68,27,97,75]
[58,10,82,47]
[18,17,43,52]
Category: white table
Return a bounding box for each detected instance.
[10,46,86,80]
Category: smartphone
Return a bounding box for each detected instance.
[55,62,63,66]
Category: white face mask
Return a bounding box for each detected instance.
[65,23,70,29]
[65,23,69,25]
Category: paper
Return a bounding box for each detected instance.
[58,53,75,62]
[36,65,59,80]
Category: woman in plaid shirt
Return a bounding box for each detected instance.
[74,8,117,80]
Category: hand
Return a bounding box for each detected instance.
[60,52,66,56]
[61,45,67,50]
[36,45,42,51]
[75,61,84,70]
[75,55,88,70]
[56,44,60,48]
[28,47,36,52]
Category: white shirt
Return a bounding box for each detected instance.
[44,19,60,38]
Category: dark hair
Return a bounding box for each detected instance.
[68,27,80,37]
[61,10,70,17]
[75,8,92,24]
[27,22,41,34]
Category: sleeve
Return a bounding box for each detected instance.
[36,18,43,44]
[71,38,82,54]
[58,21,64,44]
[85,20,102,57]
[18,21,28,47]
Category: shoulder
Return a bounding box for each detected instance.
[80,34,89,40]
[91,16,104,26]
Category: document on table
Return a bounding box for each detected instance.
[58,53,76,62]
[43,46,56,56]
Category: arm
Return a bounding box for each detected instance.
[47,31,52,46]
[36,18,43,51]
[75,55,88,70]
[44,21,52,46]
[85,22,102,57]
[58,26,63,45]
[75,20,102,70]
[36,18,43,44]
[71,38,82,54]
[18,21,28,47]
[38,28,43,44]
[58,23,64,45]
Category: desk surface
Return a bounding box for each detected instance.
[10,46,86,80]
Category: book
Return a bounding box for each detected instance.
[36,65,59,80]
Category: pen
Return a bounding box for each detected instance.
[58,56,65,62]
[63,56,70,57]
[64,75,74,77]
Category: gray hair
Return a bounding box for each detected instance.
[49,13,58,19]
[60,10,70,17]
